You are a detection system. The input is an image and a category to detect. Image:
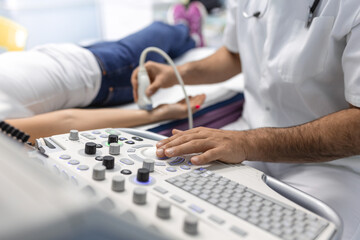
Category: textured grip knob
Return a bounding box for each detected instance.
[92,165,106,181]
[183,215,198,235]
[156,200,171,219]
[112,175,125,192]
[108,134,118,144]
[69,130,79,141]
[85,142,96,155]
[133,187,147,205]
[136,168,150,182]
[102,156,115,169]
[142,159,154,172]
[109,143,120,155]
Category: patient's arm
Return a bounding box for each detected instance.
[7,94,205,144]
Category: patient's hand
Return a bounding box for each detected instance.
[152,94,206,121]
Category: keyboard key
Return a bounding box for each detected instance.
[208,214,225,225]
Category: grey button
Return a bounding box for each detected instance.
[170,194,185,203]
[80,133,96,140]
[183,215,198,235]
[208,214,225,225]
[100,134,108,138]
[127,148,136,153]
[189,204,204,214]
[166,167,177,172]
[105,129,121,135]
[120,158,134,165]
[68,159,80,165]
[156,200,171,219]
[131,144,154,149]
[180,165,191,170]
[128,154,145,162]
[92,130,101,134]
[133,187,147,205]
[155,161,166,166]
[77,165,89,171]
[112,175,125,192]
[69,130,79,140]
[154,186,168,194]
[60,154,71,160]
[93,165,106,181]
[169,157,185,166]
[230,226,248,237]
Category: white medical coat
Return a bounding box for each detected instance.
[223,0,360,172]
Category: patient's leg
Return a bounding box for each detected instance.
[85,21,196,106]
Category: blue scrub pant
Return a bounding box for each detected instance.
[85,21,196,107]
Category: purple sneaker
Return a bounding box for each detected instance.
[167,3,188,25]
[187,1,207,47]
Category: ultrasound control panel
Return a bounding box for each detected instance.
[36,128,338,240]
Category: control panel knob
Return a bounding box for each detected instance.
[133,187,147,205]
[85,142,96,155]
[136,168,150,182]
[92,165,106,181]
[69,130,79,141]
[102,156,115,169]
[112,175,125,192]
[108,134,118,144]
[156,200,171,219]
[109,143,120,155]
[183,215,198,235]
[142,159,154,172]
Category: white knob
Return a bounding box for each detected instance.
[143,159,155,172]
[69,130,79,141]
[183,215,198,235]
[112,175,125,192]
[92,165,106,181]
[109,143,120,155]
[133,187,147,205]
[156,200,171,219]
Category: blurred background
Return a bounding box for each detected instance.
[0,0,227,50]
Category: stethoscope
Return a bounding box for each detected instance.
[242,0,321,28]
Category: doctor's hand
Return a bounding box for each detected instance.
[131,61,178,102]
[156,127,248,165]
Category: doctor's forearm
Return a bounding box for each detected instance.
[178,46,242,85]
[243,108,360,163]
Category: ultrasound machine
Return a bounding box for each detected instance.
[0,48,343,240]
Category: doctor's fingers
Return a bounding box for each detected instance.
[160,139,215,159]
[156,127,211,149]
[131,67,140,102]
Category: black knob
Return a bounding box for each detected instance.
[21,134,30,143]
[10,128,19,137]
[6,126,14,134]
[137,168,150,182]
[102,155,115,169]
[85,142,97,155]
[108,134,118,144]
[16,131,25,140]
[0,121,5,129]
[1,122,9,131]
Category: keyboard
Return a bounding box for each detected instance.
[35,128,338,240]
[167,169,328,240]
